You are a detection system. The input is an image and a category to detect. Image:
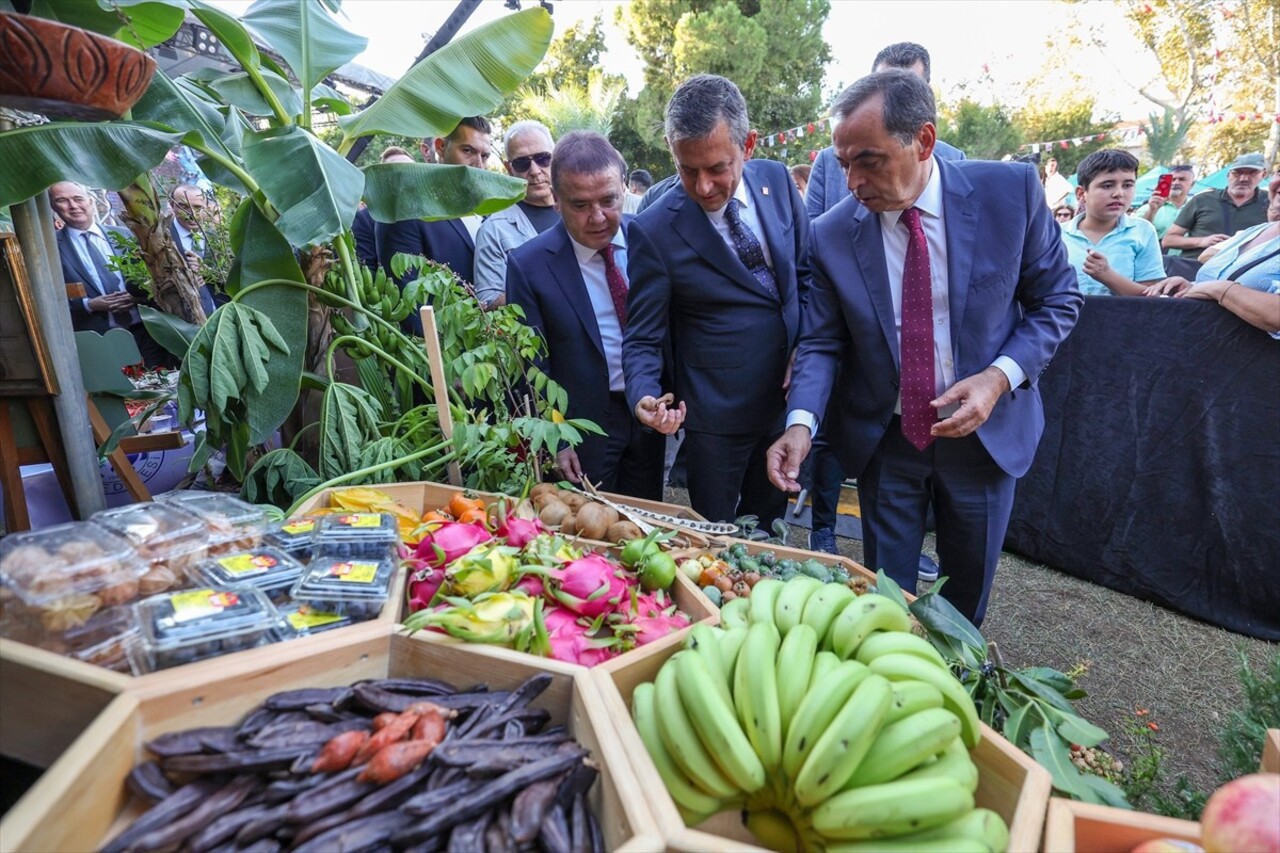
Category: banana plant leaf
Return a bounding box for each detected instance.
[362,163,527,223]
[338,8,553,142]
[0,123,183,207]
[311,83,352,116]
[207,69,303,119]
[131,71,234,161]
[189,0,261,75]
[23,0,185,49]
[241,125,364,248]
[242,0,368,95]
[140,305,201,360]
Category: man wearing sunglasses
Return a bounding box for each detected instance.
[474,120,559,308]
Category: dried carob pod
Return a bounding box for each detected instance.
[101,777,225,853]
[126,774,260,853]
[186,803,271,853]
[539,803,572,853]
[446,810,492,853]
[284,766,375,824]
[263,686,354,710]
[125,761,173,803]
[509,773,567,843]
[291,811,411,853]
[161,746,309,775]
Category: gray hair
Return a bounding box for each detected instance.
[664,74,750,147]
[503,120,554,158]
[831,70,936,148]
[872,42,932,82]
[550,131,626,192]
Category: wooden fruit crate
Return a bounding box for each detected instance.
[0,625,664,853]
[593,637,1051,853]
[678,538,905,598]
[1041,797,1201,852]
[1263,728,1280,773]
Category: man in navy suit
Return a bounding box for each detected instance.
[768,71,1082,624]
[505,131,664,498]
[376,116,493,334]
[624,75,809,529]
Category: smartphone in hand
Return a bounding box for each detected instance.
[1155,172,1174,197]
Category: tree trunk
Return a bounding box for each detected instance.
[116,176,208,325]
[281,244,337,466]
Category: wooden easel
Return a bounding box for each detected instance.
[0,398,77,531]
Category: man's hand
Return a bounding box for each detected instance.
[1082,249,1112,283]
[930,366,1010,439]
[87,292,134,313]
[1146,193,1168,213]
[1200,233,1229,248]
[555,448,585,484]
[1144,276,1191,297]
[766,424,812,492]
[634,393,686,435]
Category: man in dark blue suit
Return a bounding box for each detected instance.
[768,71,1082,624]
[624,75,810,529]
[376,117,493,334]
[506,131,665,498]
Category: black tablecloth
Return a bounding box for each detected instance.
[1006,296,1280,640]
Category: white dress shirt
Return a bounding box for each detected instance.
[788,158,1026,435]
[704,175,775,272]
[173,218,199,255]
[67,224,128,324]
[569,229,628,392]
[459,214,482,241]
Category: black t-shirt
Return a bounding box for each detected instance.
[519,201,560,234]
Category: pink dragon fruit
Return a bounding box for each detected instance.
[406,567,446,614]
[617,589,691,646]
[414,521,492,568]
[514,574,545,598]
[541,604,618,666]
[548,553,632,618]
[492,501,545,548]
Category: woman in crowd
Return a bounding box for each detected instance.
[1053,204,1074,224]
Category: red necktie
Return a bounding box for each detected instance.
[599,244,628,328]
[899,207,935,450]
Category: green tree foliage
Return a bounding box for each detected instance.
[937,100,1024,161]
[1014,97,1116,176]
[1144,108,1194,165]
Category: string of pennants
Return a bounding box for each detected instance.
[759,117,831,149]
[1021,112,1280,153]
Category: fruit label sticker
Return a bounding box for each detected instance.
[336,514,381,529]
[217,553,278,576]
[169,589,241,622]
[281,519,316,535]
[329,561,379,583]
[287,607,344,630]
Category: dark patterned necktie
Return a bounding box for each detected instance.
[724,198,780,300]
[899,207,936,450]
[599,244,628,328]
[83,231,132,327]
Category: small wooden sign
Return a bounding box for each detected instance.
[0,233,58,397]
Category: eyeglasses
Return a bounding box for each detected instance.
[1054,210,1074,220]
[509,152,552,173]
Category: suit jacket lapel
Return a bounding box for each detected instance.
[547,229,605,357]
[746,168,788,302]
[939,161,977,349]
[668,189,765,297]
[448,217,474,250]
[849,205,899,370]
[59,229,102,296]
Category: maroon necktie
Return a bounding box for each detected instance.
[899,207,935,450]
[599,244,628,328]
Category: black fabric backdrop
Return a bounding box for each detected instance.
[1005,296,1280,640]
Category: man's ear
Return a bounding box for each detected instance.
[1075,185,1087,206]
[916,122,937,161]
[743,129,758,161]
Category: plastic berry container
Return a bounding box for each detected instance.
[164,493,269,556]
[193,547,305,604]
[134,586,281,671]
[266,517,320,563]
[288,556,396,621]
[91,501,209,592]
[0,522,144,642]
[274,601,353,640]
[314,512,399,560]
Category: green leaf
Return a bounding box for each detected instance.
[874,569,911,612]
[242,447,320,509]
[910,590,988,658]
[1008,671,1078,715]
[1046,707,1110,748]
[1019,666,1078,694]
[1002,699,1039,749]
[207,69,303,118]
[1077,773,1132,809]
[311,83,352,116]
[1029,721,1089,800]
[359,437,400,484]
[338,8,553,141]
[362,163,526,222]
[242,0,368,94]
[191,0,261,73]
[131,70,232,159]
[0,123,183,207]
[319,382,384,479]
[140,305,201,360]
[29,0,185,49]
[241,125,364,247]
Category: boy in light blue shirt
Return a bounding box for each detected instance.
[1061,149,1167,296]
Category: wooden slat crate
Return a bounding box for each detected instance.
[1041,797,1201,852]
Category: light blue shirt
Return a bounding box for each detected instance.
[1197,223,1280,292]
[1061,213,1166,296]
[569,230,628,392]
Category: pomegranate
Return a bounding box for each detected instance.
[1200,772,1280,853]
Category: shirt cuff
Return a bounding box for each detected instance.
[991,355,1027,390]
[786,409,818,438]
[82,297,93,312]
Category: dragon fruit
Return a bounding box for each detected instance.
[617,589,692,646]
[514,574,545,598]
[520,533,582,567]
[443,543,520,597]
[405,567,445,614]
[541,604,618,666]
[492,500,545,548]
[414,521,492,568]
[402,591,538,648]
[547,553,632,618]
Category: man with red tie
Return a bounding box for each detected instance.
[505,131,665,499]
[767,71,1081,624]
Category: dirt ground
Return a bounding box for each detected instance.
[665,486,1276,797]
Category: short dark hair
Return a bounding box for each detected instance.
[550,130,626,192]
[872,42,932,83]
[449,115,491,140]
[790,164,811,181]
[831,70,936,147]
[629,169,653,189]
[1170,164,1194,173]
[1076,149,1140,188]
[665,74,750,147]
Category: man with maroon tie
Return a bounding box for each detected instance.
[505,131,665,499]
[767,71,1082,624]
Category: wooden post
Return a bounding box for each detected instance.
[419,306,462,486]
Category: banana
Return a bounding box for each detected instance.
[782,660,871,780]
[800,582,856,647]
[687,623,734,709]
[883,679,945,724]
[868,653,981,748]
[675,802,720,828]
[826,808,1007,852]
[794,673,893,807]
[718,626,749,675]
[748,578,785,626]
[855,630,949,668]
[676,650,767,793]
[744,809,800,853]
[844,707,963,787]
[734,621,783,772]
[773,576,823,635]
[720,595,751,630]
[631,682,726,818]
[829,594,913,660]
[653,657,740,799]
[900,737,980,793]
[825,837,990,853]
[775,623,819,741]
[808,650,843,690]
[810,776,975,841]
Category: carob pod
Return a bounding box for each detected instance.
[263,686,354,710]
[161,745,309,774]
[347,762,435,818]
[446,810,492,853]
[487,807,518,853]
[234,803,290,846]
[144,726,237,758]
[284,766,376,824]
[100,777,224,853]
[433,738,571,768]
[555,745,599,811]
[360,676,458,696]
[570,792,590,853]
[402,836,444,853]
[455,673,550,738]
[186,803,271,853]
[466,707,551,740]
[231,840,281,853]
[304,703,363,723]
[248,718,368,749]
[587,804,605,853]
[287,808,351,848]
[466,746,570,777]
[262,773,324,804]
[401,776,485,817]
[290,810,411,853]
[539,803,572,853]
[126,773,260,853]
[196,727,243,753]
[234,706,279,739]
[125,760,174,803]
[509,773,567,843]
[354,682,504,714]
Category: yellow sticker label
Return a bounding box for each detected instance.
[286,607,344,630]
[217,553,278,575]
[169,589,239,622]
[281,519,316,535]
[329,561,379,583]
[337,514,382,529]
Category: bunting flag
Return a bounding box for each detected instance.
[1022,111,1280,152]
[759,116,831,148]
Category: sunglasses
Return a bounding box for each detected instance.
[1054,210,1073,220]
[509,152,552,173]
